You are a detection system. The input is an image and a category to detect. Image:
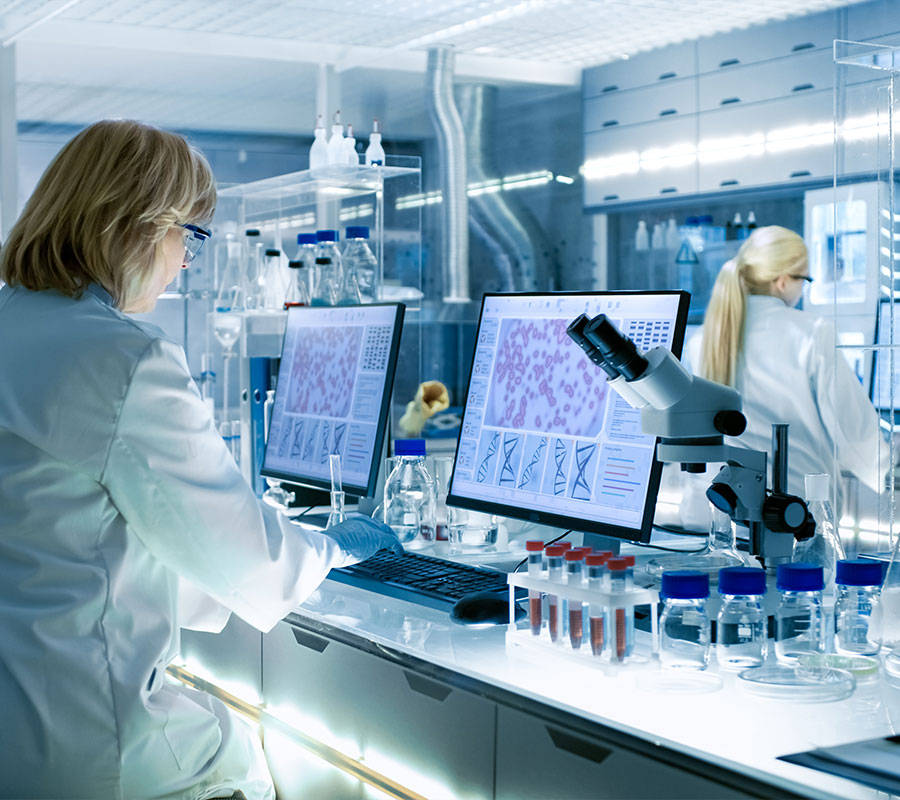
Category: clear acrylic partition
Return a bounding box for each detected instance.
[833,41,900,648]
[208,157,422,486]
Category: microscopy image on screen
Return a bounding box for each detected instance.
[483,318,610,437]
[286,327,364,418]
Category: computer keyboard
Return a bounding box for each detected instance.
[328,549,521,612]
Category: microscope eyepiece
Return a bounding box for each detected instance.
[566,314,621,378]
[583,314,649,381]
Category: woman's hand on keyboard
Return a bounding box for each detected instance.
[325,517,403,565]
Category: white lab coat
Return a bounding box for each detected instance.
[0,284,354,799]
[662,294,890,529]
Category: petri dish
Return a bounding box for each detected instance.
[797,653,880,680]
[737,665,856,702]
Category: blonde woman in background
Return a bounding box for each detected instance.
[663,225,889,528]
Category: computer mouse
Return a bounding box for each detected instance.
[450,591,526,627]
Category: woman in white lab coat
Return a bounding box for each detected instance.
[0,119,399,800]
[668,225,889,528]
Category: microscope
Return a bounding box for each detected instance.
[567,313,814,568]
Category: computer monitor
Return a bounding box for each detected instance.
[262,303,404,497]
[447,291,689,544]
[871,298,900,414]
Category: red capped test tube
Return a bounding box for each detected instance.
[585,553,610,657]
[525,540,544,636]
[607,556,634,662]
[545,544,566,643]
[565,550,586,649]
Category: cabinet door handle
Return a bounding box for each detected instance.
[602,119,619,127]
[792,42,815,52]
[790,170,812,178]
[403,671,452,702]
[658,71,676,80]
[720,97,741,105]
[547,726,613,765]
[719,58,740,68]
[291,628,329,652]
[602,194,620,201]
[601,84,619,93]
[720,179,739,187]
[659,108,677,117]
[792,83,814,93]
[660,187,678,194]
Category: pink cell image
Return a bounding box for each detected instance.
[485,318,609,437]
[286,326,363,418]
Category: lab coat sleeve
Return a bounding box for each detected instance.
[177,576,232,633]
[101,336,350,632]
[809,318,890,493]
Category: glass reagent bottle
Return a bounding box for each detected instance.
[775,562,825,664]
[716,566,767,670]
[834,558,882,656]
[660,570,711,670]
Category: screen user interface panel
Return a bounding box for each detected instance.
[263,303,403,496]
[448,292,687,541]
[873,299,900,412]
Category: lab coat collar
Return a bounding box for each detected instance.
[746,294,786,312]
[86,283,115,307]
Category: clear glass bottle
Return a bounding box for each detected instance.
[261,248,286,310]
[775,562,825,664]
[793,473,845,591]
[214,223,244,313]
[383,439,435,549]
[585,553,609,657]
[607,556,634,662]
[835,559,883,656]
[314,230,343,306]
[294,233,319,300]
[284,260,310,307]
[526,540,544,636]
[343,226,378,303]
[544,544,566,644]
[716,566,768,670]
[660,570,711,670]
[565,550,586,650]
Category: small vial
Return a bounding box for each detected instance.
[607,557,633,661]
[525,540,544,636]
[586,553,610,657]
[565,550,586,650]
[660,571,711,670]
[775,563,825,664]
[716,566,768,670]
[834,559,882,656]
[545,545,566,644]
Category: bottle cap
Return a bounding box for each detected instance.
[525,540,544,552]
[245,229,260,237]
[265,248,280,257]
[316,229,338,242]
[394,438,426,457]
[606,557,629,572]
[288,260,304,270]
[297,233,317,245]
[585,554,609,567]
[573,546,593,555]
[545,544,567,558]
[558,542,573,551]
[718,566,766,596]
[804,473,831,501]
[593,550,614,561]
[564,550,585,562]
[776,562,824,592]
[835,559,883,587]
[621,555,636,567]
[661,570,709,600]
[346,225,370,239]
[315,257,331,265]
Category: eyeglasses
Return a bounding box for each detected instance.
[790,274,814,283]
[179,223,211,263]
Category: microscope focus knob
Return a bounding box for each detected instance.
[763,493,808,533]
[706,483,738,515]
[713,410,747,437]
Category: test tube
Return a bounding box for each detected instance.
[525,540,545,636]
[565,550,586,650]
[607,557,633,662]
[545,545,566,643]
[586,553,610,657]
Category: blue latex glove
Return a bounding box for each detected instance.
[324,516,403,563]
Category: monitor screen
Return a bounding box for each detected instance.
[447,291,689,544]
[262,303,404,497]
[872,299,900,412]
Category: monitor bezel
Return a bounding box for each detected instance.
[446,290,690,544]
[871,297,896,413]
[260,302,405,498]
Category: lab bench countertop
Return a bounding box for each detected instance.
[287,569,900,800]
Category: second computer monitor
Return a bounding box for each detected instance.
[262,303,404,498]
[447,291,689,544]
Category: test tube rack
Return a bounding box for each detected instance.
[506,572,659,667]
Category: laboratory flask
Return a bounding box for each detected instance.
[793,473,844,591]
[384,439,436,548]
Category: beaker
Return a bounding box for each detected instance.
[327,454,345,528]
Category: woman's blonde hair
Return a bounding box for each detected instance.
[700,225,807,386]
[0,119,216,310]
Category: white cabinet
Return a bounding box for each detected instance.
[180,615,262,698]
[584,78,697,132]
[847,0,900,42]
[584,41,697,96]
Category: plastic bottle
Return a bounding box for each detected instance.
[793,473,845,592]
[365,118,386,167]
[309,114,328,170]
[665,217,679,249]
[834,559,882,656]
[775,562,825,664]
[294,233,319,301]
[384,439,436,549]
[327,110,345,166]
[545,544,566,644]
[747,210,758,231]
[607,556,634,661]
[344,124,358,166]
[634,220,649,251]
[586,553,609,657]
[716,566,768,670]
[660,571,711,670]
[261,248,286,310]
[314,230,343,306]
[343,225,378,303]
[243,229,263,310]
[733,212,747,240]
[284,260,310,307]
[526,540,544,636]
[565,550,586,650]
[651,222,664,249]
